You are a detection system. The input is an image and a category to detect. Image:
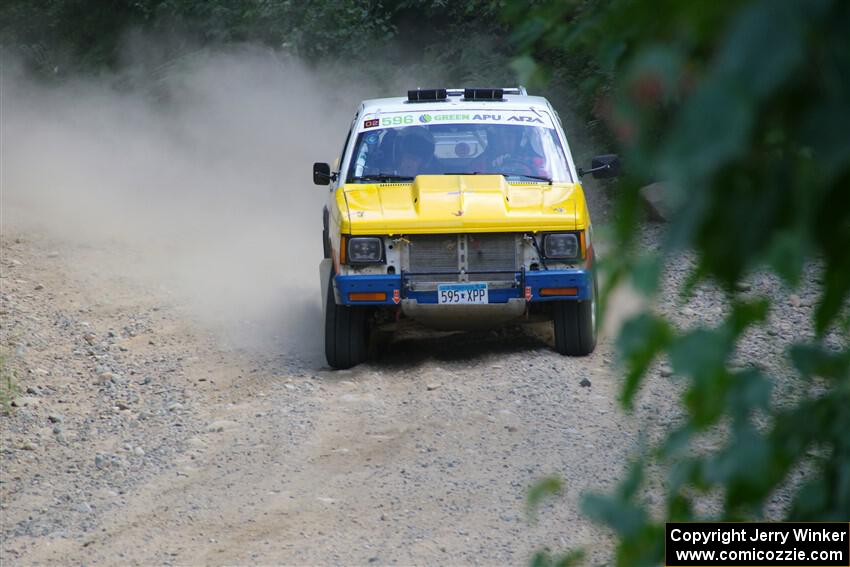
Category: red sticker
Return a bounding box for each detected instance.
[363,118,380,129]
[525,286,532,301]
[392,290,400,304]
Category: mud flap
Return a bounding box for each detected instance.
[319,259,333,320]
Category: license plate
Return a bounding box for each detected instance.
[437,282,489,304]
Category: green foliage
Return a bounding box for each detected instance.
[617,313,671,407]
[0,354,17,414]
[529,548,585,567]
[0,0,519,80]
[527,475,564,522]
[0,0,396,72]
[509,0,850,564]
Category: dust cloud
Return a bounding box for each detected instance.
[2,46,369,359]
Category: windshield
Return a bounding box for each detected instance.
[345,122,571,183]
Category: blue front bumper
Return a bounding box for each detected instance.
[335,269,593,306]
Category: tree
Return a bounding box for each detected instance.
[508,0,850,564]
[0,0,395,72]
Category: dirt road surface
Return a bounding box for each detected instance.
[4,182,832,567]
[2,210,830,566]
[1,215,649,565]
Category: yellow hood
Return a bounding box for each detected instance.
[339,175,586,235]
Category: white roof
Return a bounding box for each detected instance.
[360,93,553,115]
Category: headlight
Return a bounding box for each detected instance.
[347,237,384,263]
[543,233,580,259]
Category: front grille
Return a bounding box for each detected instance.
[408,235,459,283]
[406,233,520,286]
[467,233,518,280]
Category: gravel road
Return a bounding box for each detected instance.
[3,215,835,566]
[0,222,630,565]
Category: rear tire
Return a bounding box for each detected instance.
[325,276,370,369]
[553,271,598,356]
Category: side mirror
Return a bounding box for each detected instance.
[579,154,620,179]
[313,162,332,185]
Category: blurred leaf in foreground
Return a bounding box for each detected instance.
[509,0,850,563]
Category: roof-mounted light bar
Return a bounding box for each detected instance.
[464,88,503,100]
[407,88,448,102]
[406,86,527,103]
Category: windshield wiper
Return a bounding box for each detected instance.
[509,173,552,183]
[351,173,414,183]
[442,171,553,184]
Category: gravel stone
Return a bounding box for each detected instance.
[11,396,39,408]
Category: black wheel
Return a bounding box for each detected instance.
[325,276,370,369]
[553,270,598,356]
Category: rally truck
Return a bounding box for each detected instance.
[315,87,619,369]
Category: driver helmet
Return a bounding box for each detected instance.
[396,126,435,161]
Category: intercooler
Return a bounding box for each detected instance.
[405,233,521,288]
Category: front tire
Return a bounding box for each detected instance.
[325,276,370,369]
[553,271,598,356]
